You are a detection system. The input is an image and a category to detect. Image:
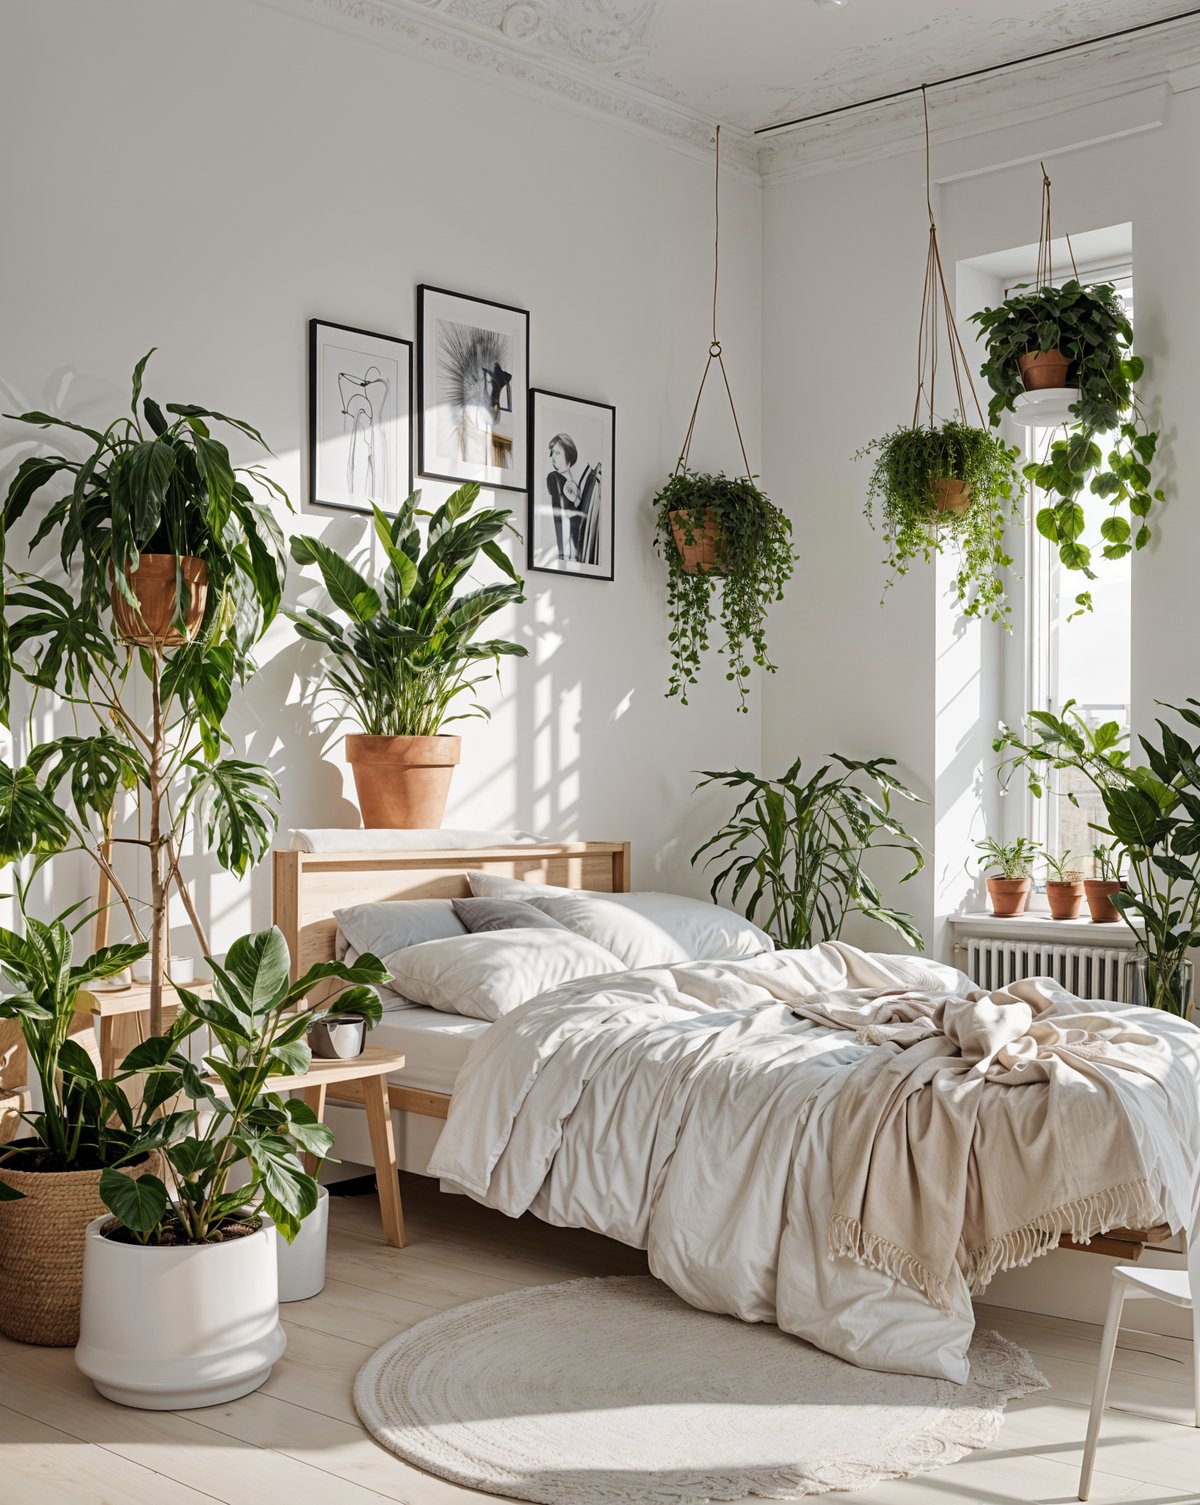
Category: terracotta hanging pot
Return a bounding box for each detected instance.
[669,509,725,575]
[1018,350,1072,390]
[986,876,1031,918]
[931,479,973,516]
[1084,879,1126,924]
[111,555,208,647]
[344,734,461,829]
[1046,879,1085,921]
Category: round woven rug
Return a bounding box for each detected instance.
[354,1275,1046,1504]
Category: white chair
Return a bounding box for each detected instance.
[1078,1264,1196,1501]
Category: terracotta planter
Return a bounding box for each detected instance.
[345,734,461,829]
[986,876,1031,918]
[111,554,208,647]
[1018,349,1072,390]
[931,478,973,516]
[1046,879,1085,921]
[668,509,725,575]
[1085,879,1126,924]
[0,1146,159,1346]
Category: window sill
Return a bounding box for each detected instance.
[944,910,1141,947]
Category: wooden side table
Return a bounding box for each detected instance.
[80,980,211,1076]
[261,1046,408,1249]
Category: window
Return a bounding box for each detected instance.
[1019,272,1133,874]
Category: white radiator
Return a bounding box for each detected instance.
[957,936,1132,1002]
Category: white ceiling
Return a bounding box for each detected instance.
[426,0,1192,131]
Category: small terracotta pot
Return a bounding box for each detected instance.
[344,734,461,829]
[931,478,973,516]
[668,509,725,575]
[987,876,1031,918]
[111,555,208,647]
[1019,349,1072,390]
[1046,879,1085,921]
[1085,879,1126,924]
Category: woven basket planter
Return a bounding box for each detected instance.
[0,1148,159,1347]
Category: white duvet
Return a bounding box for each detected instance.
[429,943,1200,1383]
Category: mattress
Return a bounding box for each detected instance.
[365,1007,489,1096]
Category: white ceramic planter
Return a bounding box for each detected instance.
[74,1215,286,1409]
[277,1184,329,1302]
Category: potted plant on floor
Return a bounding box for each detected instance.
[289,485,527,828]
[857,418,1023,626]
[1,351,288,1035]
[976,836,1041,917]
[1044,852,1085,920]
[970,279,1163,593]
[692,754,925,949]
[652,470,795,713]
[0,858,161,1346]
[74,924,387,1408]
[1086,842,1127,924]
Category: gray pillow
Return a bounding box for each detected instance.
[452,897,569,935]
[334,898,466,960]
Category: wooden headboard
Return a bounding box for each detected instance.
[272,842,632,982]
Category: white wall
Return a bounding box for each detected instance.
[761,81,1200,959]
[0,0,763,953]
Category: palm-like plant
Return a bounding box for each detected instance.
[290,485,527,737]
[692,755,925,951]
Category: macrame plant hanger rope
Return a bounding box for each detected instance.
[675,124,753,482]
[1034,161,1080,290]
[912,86,987,435]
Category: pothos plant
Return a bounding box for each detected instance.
[969,280,1162,603]
[0,352,289,1034]
[857,419,1023,626]
[652,470,795,713]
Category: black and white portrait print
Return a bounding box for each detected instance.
[418,287,529,492]
[528,390,615,581]
[308,320,412,515]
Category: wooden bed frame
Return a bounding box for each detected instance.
[270,839,1168,1261]
[272,841,631,1125]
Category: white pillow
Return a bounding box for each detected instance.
[466,873,773,968]
[381,929,626,1022]
[286,828,543,852]
[334,899,466,959]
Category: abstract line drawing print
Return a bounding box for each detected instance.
[436,318,515,472]
[338,364,391,507]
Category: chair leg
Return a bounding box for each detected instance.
[1079,1280,1126,1502]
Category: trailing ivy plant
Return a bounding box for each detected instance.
[857,419,1023,627]
[652,470,795,713]
[969,280,1162,591]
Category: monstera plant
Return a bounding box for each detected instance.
[1,351,289,1033]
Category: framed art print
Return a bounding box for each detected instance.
[417,285,529,492]
[309,319,412,515]
[527,389,615,581]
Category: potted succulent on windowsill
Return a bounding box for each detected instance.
[0,862,161,1347]
[1044,852,1085,920]
[857,419,1023,627]
[976,836,1041,917]
[969,281,1163,589]
[652,470,795,714]
[1086,841,1128,925]
[73,925,386,1409]
[289,486,527,829]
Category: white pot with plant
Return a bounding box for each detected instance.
[976,836,1041,918]
[74,926,385,1409]
[289,487,527,829]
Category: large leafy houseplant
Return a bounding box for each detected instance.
[289,484,526,827]
[1,352,288,1032]
[652,470,795,713]
[692,755,925,950]
[858,419,1023,626]
[994,700,1200,1015]
[970,281,1162,589]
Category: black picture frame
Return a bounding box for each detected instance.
[417,285,530,493]
[527,388,616,582]
[308,318,413,516]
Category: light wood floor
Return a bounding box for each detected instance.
[1,1175,1197,1505]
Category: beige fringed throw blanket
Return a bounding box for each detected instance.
[792,980,1173,1313]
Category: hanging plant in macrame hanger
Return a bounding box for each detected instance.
[653,125,796,713]
[969,165,1162,612]
[857,86,1023,628]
